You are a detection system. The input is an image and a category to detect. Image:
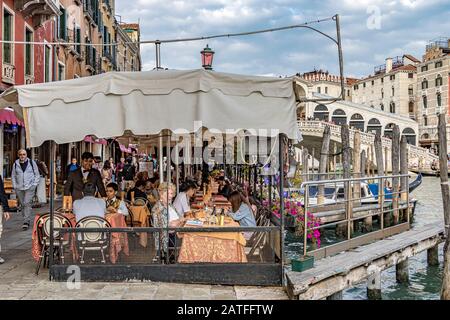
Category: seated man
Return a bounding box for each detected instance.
[105,182,128,216]
[73,183,106,222]
[127,180,147,202]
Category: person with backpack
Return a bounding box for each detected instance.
[11,149,40,230]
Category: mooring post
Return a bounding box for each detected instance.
[302,148,309,182]
[392,125,400,225]
[361,150,372,231]
[367,269,382,300]
[396,259,409,283]
[400,136,408,223]
[327,291,343,300]
[318,125,331,205]
[342,125,353,238]
[374,132,388,226]
[427,245,439,266]
[437,112,450,299]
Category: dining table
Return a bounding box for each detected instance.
[177,216,248,263]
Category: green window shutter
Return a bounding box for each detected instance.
[3,12,12,64]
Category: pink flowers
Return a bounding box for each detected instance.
[269,198,321,248]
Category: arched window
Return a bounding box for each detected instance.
[421,133,429,140]
[436,75,443,87]
[331,109,347,125]
[423,115,428,126]
[390,102,395,113]
[402,127,416,145]
[384,123,395,139]
[422,79,428,90]
[367,118,382,135]
[409,101,414,114]
[437,92,442,107]
[349,113,365,131]
[313,104,329,121]
[380,103,384,111]
[423,95,427,108]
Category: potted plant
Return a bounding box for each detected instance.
[291,255,315,272]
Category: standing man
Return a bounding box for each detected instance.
[64,152,106,202]
[0,173,11,263]
[11,149,40,231]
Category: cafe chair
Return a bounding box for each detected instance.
[123,200,135,227]
[75,216,111,264]
[133,197,148,207]
[245,217,271,262]
[35,213,73,275]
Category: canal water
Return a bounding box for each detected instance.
[285,176,445,300]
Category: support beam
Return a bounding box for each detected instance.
[367,271,382,300]
[396,259,409,283]
[427,245,439,266]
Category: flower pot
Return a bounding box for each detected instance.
[291,255,314,272]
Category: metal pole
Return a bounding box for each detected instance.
[334,14,345,101]
[48,141,56,279]
[159,134,164,183]
[167,133,171,184]
[155,41,161,69]
[175,140,179,194]
[279,134,285,283]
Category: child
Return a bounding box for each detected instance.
[105,182,129,216]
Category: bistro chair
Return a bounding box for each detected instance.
[75,216,111,264]
[133,197,148,207]
[245,216,271,262]
[35,212,73,275]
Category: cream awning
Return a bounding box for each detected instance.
[0,69,302,147]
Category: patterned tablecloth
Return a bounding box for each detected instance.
[177,219,247,263]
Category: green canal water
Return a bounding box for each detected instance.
[285,176,445,300]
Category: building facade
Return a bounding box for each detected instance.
[416,38,450,153]
[351,54,420,119]
[0,0,59,177]
[298,70,355,100]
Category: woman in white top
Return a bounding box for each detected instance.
[173,183,196,218]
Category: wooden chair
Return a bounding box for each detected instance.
[245,217,271,262]
[75,216,111,264]
[35,213,73,275]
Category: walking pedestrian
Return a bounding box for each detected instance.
[11,149,40,230]
[0,174,11,264]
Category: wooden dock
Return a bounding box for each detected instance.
[285,223,444,300]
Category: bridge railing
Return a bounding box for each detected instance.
[298,120,438,163]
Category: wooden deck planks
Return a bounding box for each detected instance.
[286,224,444,298]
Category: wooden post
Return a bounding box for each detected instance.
[396,259,409,283]
[302,148,309,181]
[370,145,375,176]
[428,245,439,267]
[374,132,384,176]
[332,143,337,179]
[392,125,400,225]
[361,150,372,231]
[367,270,382,300]
[326,291,343,300]
[384,146,389,174]
[353,131,361,200]
[400,136,408,223]
[342,125,352,238]
[318,126,331,205]
[438,113,450,300]
[311,147,316,179]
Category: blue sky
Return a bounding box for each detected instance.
[116,0,450,78]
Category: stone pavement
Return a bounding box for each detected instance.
[0,202,288,300]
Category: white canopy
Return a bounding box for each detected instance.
[0,69,302,147]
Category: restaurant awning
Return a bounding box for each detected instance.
[83,136,108,145]
[0,108,24,126]
[0,69,302,148]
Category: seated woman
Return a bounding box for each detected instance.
[105,182,128,216]
[227,191,257,227]
[126,180,147,202]
[173,182,196,218]
[151,182,184,261]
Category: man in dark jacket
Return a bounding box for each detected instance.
[64,152,106,201]
[0,174,11,264]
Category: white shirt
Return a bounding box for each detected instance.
[73,196,106,222]
[173,192,190,218]
[168,206,179,223]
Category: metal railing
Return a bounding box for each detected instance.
[301,174,411,257]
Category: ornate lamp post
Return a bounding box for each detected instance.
[200,44,215,70]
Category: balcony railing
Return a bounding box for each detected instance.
[15,1,61,27]
[83,0,95,22]
[2,62,15,84]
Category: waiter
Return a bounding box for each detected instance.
[64,152,106,201]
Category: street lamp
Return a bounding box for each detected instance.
[200,44,215,70]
